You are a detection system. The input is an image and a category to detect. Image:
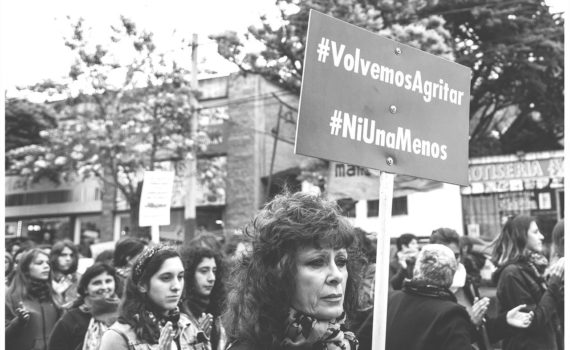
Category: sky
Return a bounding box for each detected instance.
[0,0,279,92]
[0,0,566,93]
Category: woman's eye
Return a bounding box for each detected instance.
[161,276,171,281]
[309,259,325,267]
[336,258,348,267]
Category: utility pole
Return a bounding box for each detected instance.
[184,33,199,243]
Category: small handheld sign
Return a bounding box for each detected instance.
[294,10,471,349]
[139,171,175,243]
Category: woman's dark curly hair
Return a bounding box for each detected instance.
[179,246,226,317]
[49,239,79,274]
[117,246,182,344]
[223,191,360,349]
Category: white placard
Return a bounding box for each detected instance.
[139,171,175,227]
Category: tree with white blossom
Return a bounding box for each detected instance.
[5,17,220,237]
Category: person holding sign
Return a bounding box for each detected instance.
[224,192,360,350]
[99,246,200,350]
[492,215,564,350]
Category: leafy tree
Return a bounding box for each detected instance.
[211,0,455,185]
[212,0,453,95]
[419,0,564,156]
[5,98,57,171]
[5,17,210,237]
[213,0,563,160]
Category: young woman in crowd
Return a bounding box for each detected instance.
[48,263,121,350]
[99,245,202,350]
[6,248,61,350]
[492,215,565,350]
[180,246,227,350]
[224,192,360,350]
[50,240,81,309]
[113,237,146,292]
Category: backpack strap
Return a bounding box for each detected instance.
[108,328,136,350]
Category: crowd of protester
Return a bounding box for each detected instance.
[4,191,565,350]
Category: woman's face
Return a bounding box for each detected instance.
[194,257,216,297]
[146,257,185,313]
[86,271,115,300]
[526,221,544,253]
[29,253,50,280]
[291,247,348,320]
[404,239,419,253]
[57,246,74,272]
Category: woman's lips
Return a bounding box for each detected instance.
[322,294,343,301]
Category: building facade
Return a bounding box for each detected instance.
[461,150,564,241]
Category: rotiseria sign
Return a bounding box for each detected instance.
[469,158,563,182]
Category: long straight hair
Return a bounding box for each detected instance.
[491,215,535,267]
[49,239,79,274]
[7,249,52,302]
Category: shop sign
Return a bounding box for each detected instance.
[468,158,563,182]
[464,157,564,195]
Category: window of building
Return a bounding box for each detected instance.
[367,200,379,217]
[392,196,408,216]
[366,196,408,217]
[6,190,73,206]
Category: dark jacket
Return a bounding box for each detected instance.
[5,293,61,350]
[385,286,474,350]
[48,307,91,350]
[389,256,414,291]
[494,261,563,350]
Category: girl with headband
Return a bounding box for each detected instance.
[99,245,204,350]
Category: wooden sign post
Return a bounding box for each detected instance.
[294,10,470,349]
[372,172,394,349]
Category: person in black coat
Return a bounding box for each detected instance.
[386,244,534,350]
[48,263,120,350]
[492,215,564,350]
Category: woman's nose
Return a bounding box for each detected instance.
[326,263,343,285]
[171,279,183,290]
[207,271,215,281]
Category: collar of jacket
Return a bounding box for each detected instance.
[402,280,457,302]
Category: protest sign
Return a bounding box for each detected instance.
[294,10,471,349]
[139,171,175,228]
[295,10,470,186]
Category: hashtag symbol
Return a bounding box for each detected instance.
[329,110,342,136]
[317,37,330,63]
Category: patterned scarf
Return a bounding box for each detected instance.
[281,309,359,350]
[527,251,549,276]
[525,251,549,291]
